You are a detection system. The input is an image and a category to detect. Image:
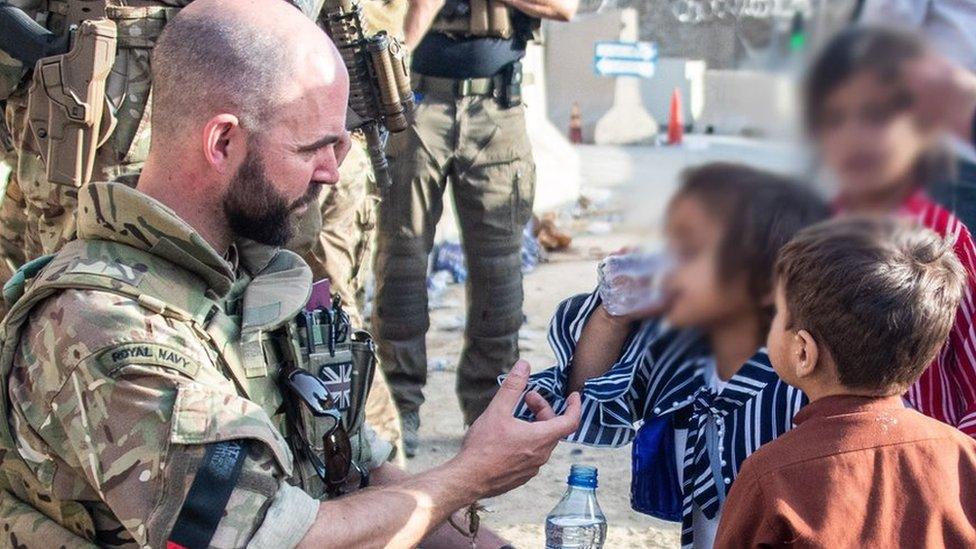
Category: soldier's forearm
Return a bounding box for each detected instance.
[297,459,478,548]
[499,0,577,22]
[369,463,511,548]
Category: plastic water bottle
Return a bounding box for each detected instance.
[545,465,607,549]
[597,252,672,317]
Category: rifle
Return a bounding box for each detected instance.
[319,0,414,194]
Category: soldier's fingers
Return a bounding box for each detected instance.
[546,392,582,438]
[524,390,556,421]
[489,360,531,414]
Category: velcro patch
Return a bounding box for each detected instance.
[99,343,201,379]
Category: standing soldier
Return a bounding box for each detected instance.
[0,0,173,258]
[372,0,578,455]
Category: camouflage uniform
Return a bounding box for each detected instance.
[4,3,181,258]
[0,0,316,260]
[0,181,392,547]
[1,0,403,449]
[0,154,26,286]
[1,86,31,287]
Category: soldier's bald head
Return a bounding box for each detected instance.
[151,0,344,140]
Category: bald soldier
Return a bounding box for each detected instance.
[0,1,580,547]
[0,0,403,452]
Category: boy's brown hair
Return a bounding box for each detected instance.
[775,217,965,393]
[674,163,831,333]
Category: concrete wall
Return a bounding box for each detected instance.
[544,13,619,143]
[697,70,799,138]
[640,57,707,127]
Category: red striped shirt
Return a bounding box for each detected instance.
[900,190,976,438]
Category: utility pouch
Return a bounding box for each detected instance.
[498,60,523,109]
[296,295,376,434]
[487,0,512,38]
[27,18,117,189]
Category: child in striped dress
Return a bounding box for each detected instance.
[515,163,829,548]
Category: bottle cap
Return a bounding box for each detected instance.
[567,464,598,489]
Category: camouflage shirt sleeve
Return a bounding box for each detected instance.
[8,290,318,548]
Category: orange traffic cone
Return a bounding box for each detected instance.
[667,88,684,145]
[569,102,583,144]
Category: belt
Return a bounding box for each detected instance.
[412,74,499,99]
[47,1,180,44]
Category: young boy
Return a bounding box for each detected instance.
[715,216,976,548]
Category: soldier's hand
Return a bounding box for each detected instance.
[454,360,581,499]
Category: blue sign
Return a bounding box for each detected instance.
[594,41,658,79]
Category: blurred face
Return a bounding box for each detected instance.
[663,194,753,329]
[817,71,933,206]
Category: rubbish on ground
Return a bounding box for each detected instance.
[522,221,543,271]
[427,222,547,291]
[429,358,452,372]
[431,241,468,283]
[536,213,573,252]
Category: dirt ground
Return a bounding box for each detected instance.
[403,226,679,548]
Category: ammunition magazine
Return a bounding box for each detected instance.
[320,0,414,194]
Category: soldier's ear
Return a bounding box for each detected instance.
[201,114,243,174]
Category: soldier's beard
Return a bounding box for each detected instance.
[223,148,320,246]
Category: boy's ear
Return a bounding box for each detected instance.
[793,329,820,379]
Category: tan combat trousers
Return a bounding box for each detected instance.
[372,86,536,425]
[289,138,404,456]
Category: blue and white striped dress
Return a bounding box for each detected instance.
[514,292,807,548]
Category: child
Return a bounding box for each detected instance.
[807,26,976,436]
[516,163,830,548]
[715,216,976,547]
